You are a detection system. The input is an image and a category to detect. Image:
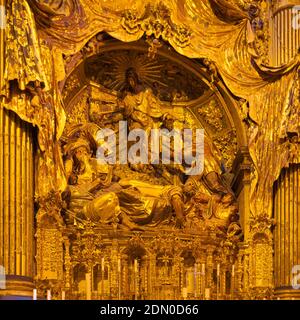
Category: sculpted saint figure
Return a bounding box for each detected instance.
[62,67,238,231]
[183,174,238,231]
[62,125,235,231]
[63,137,121,224]
[119,68,167,132]
[63,133,186,229]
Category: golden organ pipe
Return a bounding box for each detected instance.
[0,108,36,277]
[274,164,300,296]
[26,124,30,276]
[280,169,284,285]
[29,124,33,276]
[272,6,300,66]
[9,110,16,274]
[290,167,294,285]
[21,118,26,276]
[274,173,278,287]
[293,167,296,272]
[289,9,292,62]
[284,169,288,285]
[4,109,9,272]
[285,10,289,62]
[295,166,300,272]
[0,0,4,275]
[287,169,290,286]
[0,105,3,266]
[15,115,21,275]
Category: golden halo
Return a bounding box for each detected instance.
[102,51,166,91]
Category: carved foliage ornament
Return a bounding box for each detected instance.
[250,214,274,241]
[121,3,191,48]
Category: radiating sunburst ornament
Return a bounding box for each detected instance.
[101,50,166,91]
[85,49,207,102]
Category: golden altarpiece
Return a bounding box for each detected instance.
[1,0,300,300]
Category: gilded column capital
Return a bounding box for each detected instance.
[36,191,65,229]
[249,214,275,243]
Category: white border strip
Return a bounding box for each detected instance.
[0,5,6,30]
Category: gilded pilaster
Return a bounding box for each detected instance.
[148,253,156,299]
[63,238,71,291]
[232,148,252,241]
[35,193,64,283]
[142,256,148,299]
[0,105,2,270]
[205,247,214,299]
[122,254,129,299]
[110,240,118,299]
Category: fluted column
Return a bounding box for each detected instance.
[271,1,300,65]
[274,164,300,299]
[270,1,300,299]
[0,107,34,298]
